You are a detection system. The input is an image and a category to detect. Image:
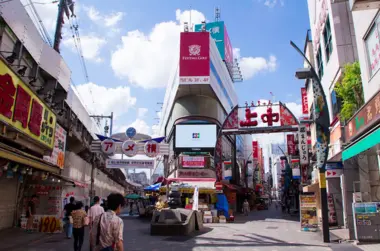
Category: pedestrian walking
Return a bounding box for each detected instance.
[62,197,76,238]
[26,195,38,232]
[89,196,105,228]
[243,199,250,216]
[90,193,125,251]
[71,201,88,251]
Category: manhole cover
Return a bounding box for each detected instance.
[266,226,278,229]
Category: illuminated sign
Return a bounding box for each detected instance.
[0,60,56,149]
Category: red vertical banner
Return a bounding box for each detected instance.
[252,141,258,160]
[286,134,295,155]
[179,32,210,84]
[301,88,308,115]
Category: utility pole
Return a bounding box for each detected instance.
[90,113,114,137]
[53,0,75,53]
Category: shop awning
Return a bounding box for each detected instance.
[0,143,59,174]
[342,127,380,161]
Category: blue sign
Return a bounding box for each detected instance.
[126,127,136,139]
[194,21,225,60]
[326,162,343,170]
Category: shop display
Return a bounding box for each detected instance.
[300,193,318,232]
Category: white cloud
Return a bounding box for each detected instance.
[234,48,277,80]
[137,108,149,118]
[85,6,124,27]
[258,0,285,8]
[75,82,137,119]
[111,9,206,89]
[128,119,151,135]
[63,34,106,62]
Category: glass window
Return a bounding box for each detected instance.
[330,89,341,118]
[323,16,333,62]
[316,47,324,78]
[365,18,380,77]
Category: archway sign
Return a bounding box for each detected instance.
[214,101,300,181]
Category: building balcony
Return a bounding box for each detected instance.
[350,0,380,11]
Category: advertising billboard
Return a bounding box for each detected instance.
[287,134,296,155]
[224,25,234,66]
[301,88,308,115]
[43,123,67,169]
[175,124,217,149]
[0,60,56,149]
[252,141,259,160]
[179,32,210,84]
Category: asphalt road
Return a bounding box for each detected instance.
[9,204,366,251]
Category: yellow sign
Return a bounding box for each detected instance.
[40,216,62,233]
[0,60,56,149]
[319,172,326,188]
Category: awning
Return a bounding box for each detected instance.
[0,143,59,174]
[342,127,380,161]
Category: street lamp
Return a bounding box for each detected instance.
[291,41,331,243]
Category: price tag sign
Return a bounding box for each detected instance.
[101,139,116,154]
[40,216,62,233]
[122,140,138,157]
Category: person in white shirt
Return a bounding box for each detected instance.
[89,196,104,228]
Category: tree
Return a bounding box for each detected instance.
[334,62,364,121]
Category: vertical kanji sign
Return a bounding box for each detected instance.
[298,124,309,165]
[287,134,296,155]
[144,141,159,157]
[301,88,308,115]
[252,141,259,160]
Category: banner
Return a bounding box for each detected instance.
[181,156,205,168]
[106,159,154,169]
[300,194,318,232]
[286,134,296,155]
[0,60,56,149]
[179,32,210,84]
[301,88,308,115]
[192,186,199,211]
[224,25,233,66]
[298,125,309,165]
[252,141,258,160]
[43,124,66,169]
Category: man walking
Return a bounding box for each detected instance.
[90,193,125,251]
[243,199,250,216]
[62,197,76,238]
[88,196,104,228]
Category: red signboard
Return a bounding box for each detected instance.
[181,156,205,168]
[252,141,259,160]
[287,134,296,155]
[179,32,210,84]
[301,88,308,115]
[224,25,233,66]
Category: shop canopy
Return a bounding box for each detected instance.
[160,178,216,194]
[144,183,161,192]
[342,127,380,161]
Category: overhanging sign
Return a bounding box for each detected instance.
[90,140,169,156]
[106,159,154,169]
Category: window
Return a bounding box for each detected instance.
[323,16,333,62]
[316,47,324,78]
[365,18,380,77]
[330,89,341,118]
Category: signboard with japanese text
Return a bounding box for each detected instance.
[301,88,308,115]
[224,25,233,66]
[365,20,380,77]
[300,194,318,232]
[345,90,380,142]
[252,141,259,160]
[298,125,309,165]
[194,21,226,60]
[287,134,296,155]
[106,159,154,169]
[181,156,205,168]
[144,141,159,157]
[179,32,210,84]
[176,168,216,178]
[43,124,66,169]
[0,60,56,149]
[313,0,328,53]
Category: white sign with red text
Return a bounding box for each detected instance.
[106,159,155,169]
[181,156,205,168]
[144,141,159,157]
[122,140,138,157]
[326,169,343,178]
[101,139,116,155]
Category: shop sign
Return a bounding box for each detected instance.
[345,90,380,142]
[122,140,138,157]
[106,159,154,169]
[179,32,210,84]
[252,141,258,160]
[0,60,56,149]
[39,216,62,233]
[326,162,343,170]
[301,88,309,115]
[101,139,117,155]
[287,134,296,155]
[313,0,328,53]
[177,168,216,178]
[144,141,159,157]
[326,169,343,178]
[181,156,205,168]
[298,125,309,165]
[300,194,318,232]
[43,123,66,169]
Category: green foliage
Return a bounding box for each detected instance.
[334,62,364,121]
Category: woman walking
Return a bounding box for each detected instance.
[71,201,88,251]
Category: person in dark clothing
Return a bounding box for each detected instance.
[85,205,89,213]
[71,201,87,251]
[26,195,38,232]
[62,197,76,238]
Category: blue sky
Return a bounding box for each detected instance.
[29,0,310,145]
